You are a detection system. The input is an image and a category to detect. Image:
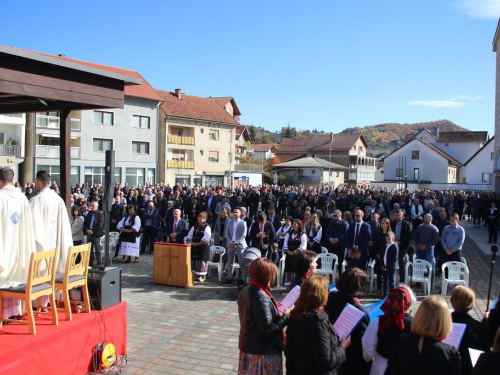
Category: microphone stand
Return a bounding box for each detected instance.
[486,245,498,312]
[407,245,415,288]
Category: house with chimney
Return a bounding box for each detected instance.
[380,128,491,189]
[275,133,376,186]
[250,143,277,162]
[157,89,240,187]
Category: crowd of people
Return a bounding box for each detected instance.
[6,174,500,374]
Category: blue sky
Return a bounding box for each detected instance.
[1,1,499,135]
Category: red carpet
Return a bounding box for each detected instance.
[0,302,127,375]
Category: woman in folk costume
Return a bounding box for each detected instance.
[187,211,211,282]
[362,286,416,375]
[282,219,307,286]
[304,213,323,255]
[117,205,141,263]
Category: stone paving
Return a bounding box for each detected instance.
[111,217,500,374]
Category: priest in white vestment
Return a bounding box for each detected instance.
[29,170,73,274]
[0,167,37,318]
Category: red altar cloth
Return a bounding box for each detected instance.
[0,302,127,375]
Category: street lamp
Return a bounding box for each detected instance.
[405,174,408,190]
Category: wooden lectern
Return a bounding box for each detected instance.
[153,242,193,288]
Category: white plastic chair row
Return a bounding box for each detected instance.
[207,246,226,281]
[405,259,433,296]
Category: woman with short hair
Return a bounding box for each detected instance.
[450,286,490,375]
[390,296,461,375]
[289,250,317,290]
[238,258,290,375]
[286,275,350,375]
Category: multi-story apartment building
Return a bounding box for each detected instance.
[157,89,240,187]
[30,51,162,188]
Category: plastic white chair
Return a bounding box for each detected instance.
[341,248,347,274]
[315,253,337,281]
[405,259,432,296]
[441,261,469,297]
[277,253,286,287]
[368,258,378,294]
[321,246,328,254]
[207,246,226,281]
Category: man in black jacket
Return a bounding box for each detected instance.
[84,201,104,267]
[141,201,160,254]
[249,212,276,258]
[391,209,412,283]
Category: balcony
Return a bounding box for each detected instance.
[234,164,263,173]
[0,145,22,157]
[36,145,80,159]
[288,176,321,184]
[167,160,194,169]
[167,134,195,146]
[36,115,81,131]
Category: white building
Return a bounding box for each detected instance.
[272,156,347,188]
[31,52,162,187]
[494,19,500,193]
[460,136,495,185]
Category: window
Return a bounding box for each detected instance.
[226,106,232,115]
[93,138,113,152]
[172,150,185,161]
[336,171,340,177]
[126,168,145,187]
[71,166,80,188]
[132,141,150,154]
[36,111,59,128]
[37,165,60,186]
[444,143,449,147]
[412,151,419,160]
[492,152,495,161]
[84,167,105,185]
[360,146,363,151]
[132,115,150,129]
[0,132,4,144]
[209,130,219,140]
[396,168,403,177]
[353,145,356,150]
[200,128,204,134]
[483,173,492,184]
[414,168,419,181]
[147,169,155,183]
[93,111,114,125]
[209,151,219,162]
[200,150,204,156]
[311,169,316,174]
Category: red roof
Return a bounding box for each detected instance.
[251,144,275,152]
[15,47,163,102]
[158,90,239,125]
[277,133,366,154]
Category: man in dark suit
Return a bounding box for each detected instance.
[249,212,276,258]
[391,209,412,283]
[203,191,218,217]
[188,197,202,227]
[165,209,189,244]
[345,209,371,270]
[141,201,160,254]
[84,201,104,267]
[266,206,281,232]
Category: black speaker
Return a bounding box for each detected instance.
[88,267,121,310]
[105,150,115,212]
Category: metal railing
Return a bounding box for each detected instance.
[167,134,195,145]
[167,160,194,169]
[0,145,22,156]
[234,164,263,172]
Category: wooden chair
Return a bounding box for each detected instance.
[55,243,92,321]
[0,249,58,334]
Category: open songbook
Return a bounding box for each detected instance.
[443,323,467,349]
[278,285,300,313]
[332,303,366,339]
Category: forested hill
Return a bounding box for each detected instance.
[244,119,469,157]
[339,120,468,156]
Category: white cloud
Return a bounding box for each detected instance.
[449,0,500,20]
[406,95,485,108]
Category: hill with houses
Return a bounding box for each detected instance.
[247,119,469,157]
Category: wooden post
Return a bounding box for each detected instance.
[60,109,71,212]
